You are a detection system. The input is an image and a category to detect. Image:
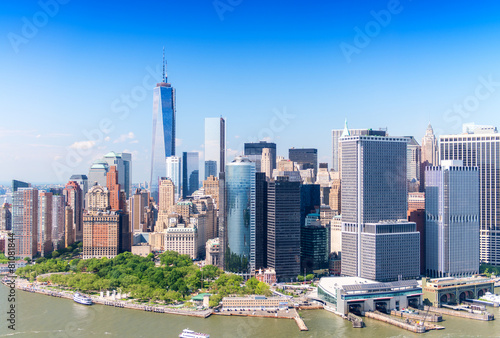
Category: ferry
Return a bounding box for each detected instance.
[179,329,210,338]
[73,292,93,305]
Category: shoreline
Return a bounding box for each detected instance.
[1,278,310,330]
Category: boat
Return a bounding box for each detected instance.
[73,292,93,305]
[179,328,210,338]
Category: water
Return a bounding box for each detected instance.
[1,285,500,337]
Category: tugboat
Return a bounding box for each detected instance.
[179,329,210,338]
[73,292,93,305]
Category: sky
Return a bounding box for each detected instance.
[1,0,500,184]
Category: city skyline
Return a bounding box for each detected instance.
[3,1,500,183]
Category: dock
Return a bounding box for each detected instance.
[294,315,308,331]
[391,309,442,322]
[365,311,426,333]
[425,305,494,321]
[347,313,364,328]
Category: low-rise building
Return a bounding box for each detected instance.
[131,244,152,257]
[222,295,290,310]
[421,276,495,306]
[205,238,220,266]
[318,277,422,316]
[255,268,277,285]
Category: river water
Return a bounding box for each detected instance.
[1,285,500,337]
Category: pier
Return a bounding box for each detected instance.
[391,309,442,322]
[425,305,494,321]
[365,311,426,333]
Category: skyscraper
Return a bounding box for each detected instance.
[205,117,226,176]
[150,49,176,202]
[69,175,88,207]
[182,152,199,199]
[332,122,387,172]
[38,192,53,257]
[421,123,439,166]
[88,159,109,188]
[102,152,132,198]
[12,187,38,258]
[425,160,480,278]
[267,176,301,282]
[129,188,149,233]
[51,195,65,246]
[166,156,182,198]
[440,124,500,265]
[63,181,83,242]
[261,148,273,180]
[0,203,11,231]
[254,172,268,270]
[204,160,217,180]
[340,135,419,281]
[225,156,256,273]
[244,141,276,172]
[289,148,318,178]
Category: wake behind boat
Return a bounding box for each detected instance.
[179,328,210,338]
[73,292,93,305]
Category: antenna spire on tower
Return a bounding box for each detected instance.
[162,47,165,82]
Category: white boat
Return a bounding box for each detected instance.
[73,292,93,305]
[179,328,210,338]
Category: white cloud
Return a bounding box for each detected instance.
[105,136,111,142]
[114,132,135,143]
[69,140,96,150]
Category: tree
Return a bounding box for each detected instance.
[297,275,304,282]
[24,257,31,263]
[51,251,60,259]
[306,274,314,281]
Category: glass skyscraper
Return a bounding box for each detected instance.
[150,53,176,202]
[225,156,256,273]
[204,117,226,177]
[166,156,182,198]
[182,152,199,199]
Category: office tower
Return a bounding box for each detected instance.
[301,213,329,273]
[267,176,301,282]
[64,206,74,247]
[182,152,199,199]
[192,195,217,244]
[289,148,318,178]
[408,207,425,275]
[166,156,182,198]
[150,51,176,203]
[254,172,268,270]
[261,148,273,180]
[159,178,175,214]
[340,135,419,281]
[103,151,132,198]
[408,192,425,210]
[225,157,256,272]
[404,137,421,183]
[86,185,110,211]
[329,172,341,214]
[12,180,30,192]
[204,117,226,176]
[164,224,199,259]
[316,163,332,204]
[38,192,53,257]
[107,166,123,211]
[421,123,439,166]
[332,121,387,172]
[0,203,11,231]
[440,124,500,265]
[425,161,480,277]
[204,160,217,180]
[69,175,88,208]
[244,141,276,172]
[83,211,126,259]
[12,187,38,258]
[129,189,149,232]
[88,159,109,187]
[330,215,342,254]
[203,175,220,209]
[300,184,320,227]
[277,159,295,172]
[218,172,226,269]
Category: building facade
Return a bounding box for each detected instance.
[38,192,53,257]
[204,117,226,177]
[182,152,199,199]
[12,187,38,258]
[440,124,500,265]
[267,176,301,282]
[244,141,276,172]
[425,161,480,277]
[150,52,176,202]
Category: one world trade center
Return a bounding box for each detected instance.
[150,49,175,202]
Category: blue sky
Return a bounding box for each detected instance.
[1,0,500,183]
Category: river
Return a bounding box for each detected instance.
[1,285,500,337]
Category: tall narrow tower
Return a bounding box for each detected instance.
[150,49,176,202]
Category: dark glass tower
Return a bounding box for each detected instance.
[254,172,268,270]
[244,141,276,172]
[182,152,199,199]
[289,148,318,177]
[150,49,176,202]
[267,176,301,282]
